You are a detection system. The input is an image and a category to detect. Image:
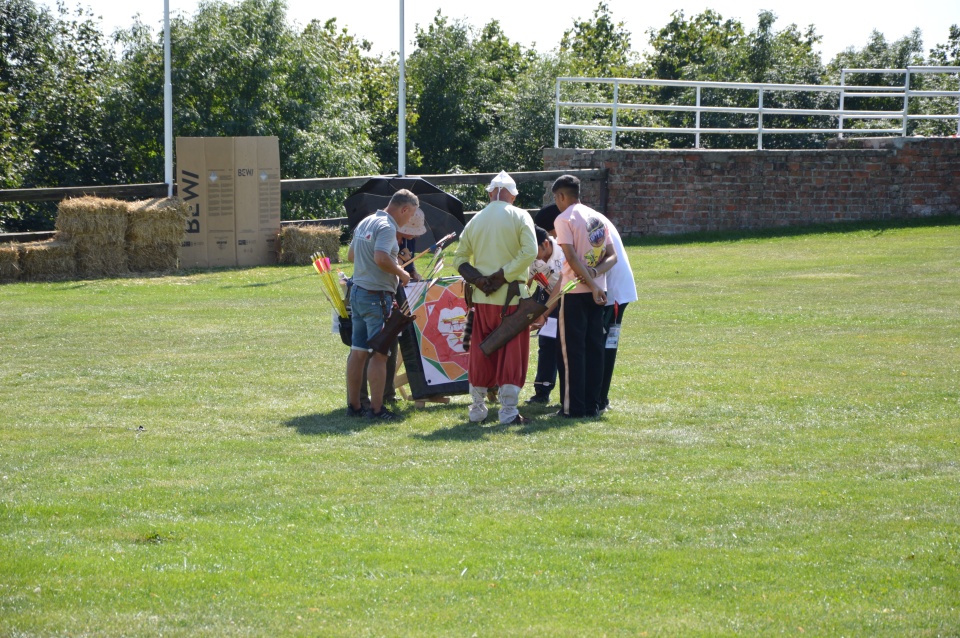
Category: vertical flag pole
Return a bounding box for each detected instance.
[163,0,173,197]
[398,0,406,176]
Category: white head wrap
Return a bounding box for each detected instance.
[486,170,519,197]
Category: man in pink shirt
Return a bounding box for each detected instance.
[551,175,618,418]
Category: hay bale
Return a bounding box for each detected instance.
[74,237,128,278]
[55,196,128,243]
[278,225,342,266]
[0,244,20,282]
[126,198,187,272]
[18,240,76,281]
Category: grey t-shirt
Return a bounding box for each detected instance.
[350,211,400,293]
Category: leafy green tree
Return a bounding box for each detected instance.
[638,10,829,149]
[110,1,378,219]
[827,29,926,135]
[560,2,636,77]
[1,0,116,231]
[647,10,745,82]
[405,13,491,174]
[919,25,960,136]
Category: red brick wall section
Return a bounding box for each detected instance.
[542,137,960,236]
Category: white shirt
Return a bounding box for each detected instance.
[528,237,565,289]
[596,213,637,305]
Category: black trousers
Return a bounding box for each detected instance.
[532,304,561,398]
[557,292,606,416]
[599,302,629,409]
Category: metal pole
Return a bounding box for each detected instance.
[757,88,764,150]
[839,69,846,140]
[163,0,173,197]
[554,79,561,148]
[902,68,910,136]
[611,81,619,149]
[397,0,406,176]
[695,86,701,149]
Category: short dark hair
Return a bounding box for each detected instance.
[534,204,561,231]
[534,225,549,245]
[551,174,580,200]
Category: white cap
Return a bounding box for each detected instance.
[486,170,519,196]
[397,208,427,236]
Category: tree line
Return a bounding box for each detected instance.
[2,0,958,231]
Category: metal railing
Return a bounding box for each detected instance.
[555,66,960,150]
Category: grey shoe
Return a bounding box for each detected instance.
[368,407,399,420]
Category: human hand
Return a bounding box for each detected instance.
[399,270,411,287]
[592,287,606,305]
[484,269,507,294]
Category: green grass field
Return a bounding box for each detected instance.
[1,219,958,636]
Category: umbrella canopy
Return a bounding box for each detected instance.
[343,177,465,248]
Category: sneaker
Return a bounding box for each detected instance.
[526,394,550,405]
[503,413,530,425]
[345,405,366,418]
[368,407,399,420]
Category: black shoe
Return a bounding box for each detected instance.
[345,405,366,418]
[368,407,399,420]
[526,394,550,405]
[553,409,574,418]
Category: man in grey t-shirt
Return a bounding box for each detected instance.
[345,189,418,420]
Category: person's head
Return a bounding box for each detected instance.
[534,204,561,238]
[551,175,580,212]
[534,225,552,261]
[386,189,420,227]
[486,170,518,204]
[396,207,427,240]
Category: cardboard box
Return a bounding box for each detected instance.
[257,136,282,264]
[234,137,261,266]
[175,136,281,268]
[175,137,208,268]
[208,231,236,268]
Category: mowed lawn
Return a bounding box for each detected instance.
[0,219,957,636]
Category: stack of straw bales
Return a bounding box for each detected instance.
[17,240,77,281]
[278,225,341,266]
[0,243,22,283]
[56,197,128,278]
[126,198,187,273]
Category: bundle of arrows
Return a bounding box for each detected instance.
[311,252,349,319]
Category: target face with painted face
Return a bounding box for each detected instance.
[398,277,471,398]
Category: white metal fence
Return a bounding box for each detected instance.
[554,66,960,150]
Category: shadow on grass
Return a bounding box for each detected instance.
[284,410,377,435]
[412,406,581,442]
[623,214,960,247]
[220,273,312,289]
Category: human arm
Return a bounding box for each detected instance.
[451,224,494,293]
[374,250,411,286]
[585,248,617,280]
[347,243,355,263]
[561,243,606,305]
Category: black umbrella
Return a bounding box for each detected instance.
[343,177,465,248]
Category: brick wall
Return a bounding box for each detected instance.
[542,137,960,236]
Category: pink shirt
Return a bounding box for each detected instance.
[554,202,614,295]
